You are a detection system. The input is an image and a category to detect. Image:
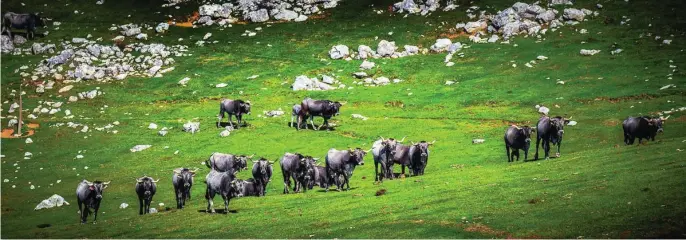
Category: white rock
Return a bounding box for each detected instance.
[538,106,550,115]
[351,114,368,120]
[34,194,70,210]
[119,203,129,209]
[216,83,228,88]
[567,120,577,126]
[579,49,601,56]
[328,45,349,59]
[58,85,73,93]
[472,139,485,144]
[537,56,548,60]
[148,123,158,129]
[178,77,191,86]
[430,38,452,52]
[130,145,152,152]
[359,60,375,70]
[25,138,33,144]
[203,33,212,40]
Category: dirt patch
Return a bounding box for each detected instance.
[170,11,199,28]
[603,119,620,126]
[375,189,387,196]
[465,223,510,237]
[673,115,686,122]
[577,94,656,104]
[1,123,39,138]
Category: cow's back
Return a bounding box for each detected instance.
[210,153,235,172]
[326,149,348,171]
[220,99,238,113]
[371,140,385,163]
[280,153,299,172]
[536,117,551,138]
[76,181,90,201]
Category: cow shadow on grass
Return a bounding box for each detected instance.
[197,209,238,214]
[286,123,337,131]
[215,121,249,129]
[313,187,359,192]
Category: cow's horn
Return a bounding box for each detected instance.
[364,148,373,153]
[190,168,198,173]
[312,158,319,161]
[411,141,416,145]
[430,140,436,145]
[397,136,406,142]
[173,169,182,174]
[152,179,160,183]
[269,160,276,164]
[136,178,143,183]
[379,136,386,141]
[248,154,255,159]
[85,180,93,186]
[103,181,111,185]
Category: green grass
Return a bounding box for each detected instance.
[1,0,686,238]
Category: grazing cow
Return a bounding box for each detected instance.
[134,176,159,215]
[308,165,335,190]
[172,168,197,209]
[325,148,368,191]
[204,170,240,213]
[280,153,317,194]
[75,180,110,224]
[504,125,535,162]
[622,116,667,145]
[409,140,434,175]
[534,116,570,160]
[206,153,252,175]
[217,99,251,129]
[236,178,261,197]
[297,98,342,131]
[251,158,275,196]
[2,12,45,40]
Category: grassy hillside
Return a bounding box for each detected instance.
[1,0,685,238]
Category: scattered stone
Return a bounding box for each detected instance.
[183,122,200,134]
[216,83,228,88]
[148,123,158,129]
[580,49,601,56]
[34,194,70,210]
[119,203,129,209]
[178,77,190,86]
[292,75,338,91]
[472,139,485,144]
[130,145,152,152]
[430,38,452,52]
[360,60,375,70]
[329,45,350,59]
[377,40,397,57]
[264,109,285,117]
[351,114,368,120]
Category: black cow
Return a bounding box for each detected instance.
[217,99,251,129]
[2,12,45,40]
[409,140,434,175]
[382,137,412,178]
[135,176,159,215]
[534,116,570,160]
[325,148,368,191]
[622,116,667,145]
[280,153,316,194]
[76,180,110,224]
[297,98,342,131]
[172,168,197,209]
[206,153,252,174]
[504,125,534,162]
[204,170,240,213]
[251,158,275,196]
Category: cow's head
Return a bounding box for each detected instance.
[551,117,567,138]
[330,101,343,116]
[516,126,535,143]
[381,136,405,156]
[651,116,668,133]
[85,180,110,199]
[411,140,435,158]
[348,148,369,166]
[174,168,197,188]
[236,154,254,171]
[231,179,244,197]
[240,101,251,115]
[136,176,159,196]
[252,157,275,176]
[31,13,46,27]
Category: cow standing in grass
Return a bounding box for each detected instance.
[2,12,45,40]
[217,99,251,129]
[622,116,667,145]
[172,168,197,209]
[297,98,342,131]
[135,176,159,215]
[504,125,534,162]
[534,116,569,160]
[280,153,316,194]
[76,180,110,224]
[251,157,275,196]
[206,153,252,175]
[204,170,240,213]
[325,148,368,191]
[409,140,434,175]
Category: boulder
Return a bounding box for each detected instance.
[34,194,70,210]
[328,45,349,59]
[549,0,573,6]
[536,10,556,23]
[130,145,152,152]
[248,9,269,22]
[464,20,487,33]
[404,45,419,55]
[430,38,452,52]
[294,15,308,22]
[563,8,585,21]
[321,75,335,84]
[183,122,200,134]
[447,43,462,53]
[13,35,27,45]
[155,23,169,33]
[377,40,397,57]
[1,35,14,53]
[491,8,520,28]
[274,10,298,21]
[120,24,141,37]
[502,21,522,38]
[357,45,375,59]
[580,49,601,56]
[360,60,375,70]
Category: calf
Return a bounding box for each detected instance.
[217,99,251,129]
[251,158,275,196]
[236,178,261,197]
[135,176,159,215]
[504,125,534,162]
[204,170,240,213]
[290,104,308,128]
[534,116,570,160]
[623,116,667,145]
[409,140,434,175]
[297,98,342,131]
[76,180,110,224]
[172,168,197,209]
[308,165,332,189]
[325,148,368,191]
[206,153,252,174]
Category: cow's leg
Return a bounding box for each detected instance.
[374,161,380,181]
[175,190,181,209]
[292,173,300,192]
[310,116,317,131]
[282,171,290,194]
[222,195,229,213]
[78,200,86,224]
[506,145,511,162]
[297,114,303,130]
[290,115,295,128]
[343,173,351,191]
[534,136,541,160]
[524,149,529,161]
[556,141,562,158]
[624,132,630,145]
[515,149,520,161]
[206,189,216,213]
[544,139,551,159]
[217,108,224,128]
[139,197,144,215]
[93,203,99,224]
[228,114,235,129]
[401,165,406,177]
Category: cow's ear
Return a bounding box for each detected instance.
[89,185,95,191]
[564,120,570,125]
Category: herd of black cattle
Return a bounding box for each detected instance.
[74,97,667,224]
